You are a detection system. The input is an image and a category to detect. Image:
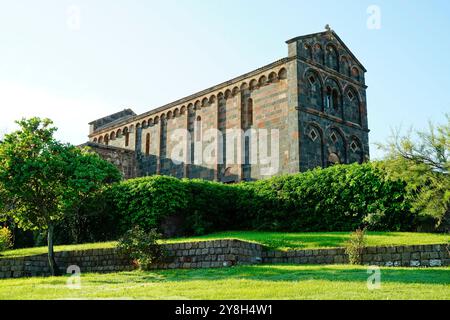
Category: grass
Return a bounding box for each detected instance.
[0,265,449,300]
[166,231,450,250]
[1,231,449,259]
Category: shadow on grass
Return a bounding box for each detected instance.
[87,265,450,286]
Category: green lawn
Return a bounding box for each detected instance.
[1,231,449,259]
[166,231,450,250]
[0,265,449,300]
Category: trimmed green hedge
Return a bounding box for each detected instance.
[104,163,413,236]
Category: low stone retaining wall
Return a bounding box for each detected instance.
[0,249,133,279]
[263,244,450,267]
[150,240,264,270]
[0,241,448,279]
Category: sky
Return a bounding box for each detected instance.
[0,0,449,159]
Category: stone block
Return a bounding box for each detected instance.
[429,259,442,267]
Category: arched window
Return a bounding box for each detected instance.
[326,45,339,71]
[124,128,130,147]
[145,133,150,155]
[93,138,98,143]
[104,135,109,146]
[98,136,103,144]
[195,116,202,141]
[351,67,360,82]
[242,98,253,129]
[325,78,342,117]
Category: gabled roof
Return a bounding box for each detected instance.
[286,30,367,72]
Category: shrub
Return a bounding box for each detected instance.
[116,226,164,270]
[0,226,13,253]
[41,162,412,242]
[236,163,412,232]
[345,228,367,265]
[109,176,189,234]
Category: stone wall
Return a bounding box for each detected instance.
[84,142,138,179]
[1,241,448,279]
[0,248,133,279]
[262,244,450,267]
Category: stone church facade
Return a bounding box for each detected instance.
[86,29,369,181]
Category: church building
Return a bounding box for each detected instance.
[86,28,370,181]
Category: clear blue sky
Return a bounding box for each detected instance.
[0,0,449,159]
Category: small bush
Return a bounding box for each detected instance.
[345,228,367,265]
[0,226,13,253]
[116,226,164,270]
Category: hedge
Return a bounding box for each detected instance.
[102,163,413,236]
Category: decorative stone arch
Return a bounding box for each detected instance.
[268,71,278,83]
[303,68,324,111]
[249,79,258,90]
[325,43,339,71]
[194,100,201,110]
[258,75,267,86]
[232,86,239,96]
[110,132,116,140]
[180,105,187,115]
[174,108,180,117]
[135,122,141,129]
[313,43,324,64]
[303,43,313,60]
[98,136,103,144]
[240,82,248,92]
[93,137,98,143]
[201,97,209,108]
[104,134,109,145]
[351,66,361,82]
[142,120,147,127]
[304,122,325,169]
[343,85,362,125]
[327,126,347,165]
[224,89,232,99]
[340,56,351,77]
[208,95,217,104]
[167,110,173,119]
[154,116,159,124]
[278,67,287,80]
[160,113,166,122]
[348,135,364,164]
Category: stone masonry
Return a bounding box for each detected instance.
[1,241,448,279]
[85,28,370,182]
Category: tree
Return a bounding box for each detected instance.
[376,114,449,231]
[0,118,122,275]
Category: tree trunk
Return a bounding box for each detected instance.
[47,223,60,276]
